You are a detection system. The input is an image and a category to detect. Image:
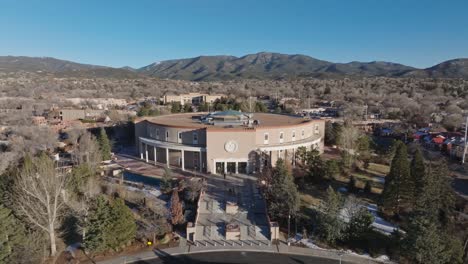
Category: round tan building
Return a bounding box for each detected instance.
[135,110,325,174]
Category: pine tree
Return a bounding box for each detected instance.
[403,215,450,264]
[415,161,455,225]
[170,189,184,225]
[347,176,357,193]
[84,196,111,252]
[317,186,345,245]
[411,148,425,199]
[381,141,413,215]
[0,205,24,262]
[85,196,136,253]
[269,159,300,219]
[346,207,374,243]
[305,149,325,182]
[97,128,112,161]
[106,198,136,250]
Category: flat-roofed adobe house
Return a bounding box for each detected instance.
[162,93,225,106]
[135,110,325,174]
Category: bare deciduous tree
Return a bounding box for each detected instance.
[13,153,68,256]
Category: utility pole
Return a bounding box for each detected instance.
[463,115,468,164]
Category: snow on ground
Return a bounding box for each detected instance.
[125,184,162,198]
[339,203,399,235]
[292,234,390,262]
[366,204,399,235]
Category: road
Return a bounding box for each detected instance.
[132,251,352,264]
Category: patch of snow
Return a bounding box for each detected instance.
[366,204,399,235]
[338,187,348,193]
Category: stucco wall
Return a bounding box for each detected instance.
[205,129,256,173]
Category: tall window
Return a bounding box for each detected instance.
[193,132,198,144]
[166,131,169,141]
[279,132,284,143]
[264,133,269,144]
[156,129,159,140]
[314,124,320,135]
[302,129,305,138]
[292,130,296,141]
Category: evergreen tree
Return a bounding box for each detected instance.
[106,198,137,250]
[161,167,173,193]
[305,149,325,182]
[170,190,184,225]
[415,161,455,225]
[269,159,300,219]
[346,207,374,243]
[324,160,340,180]
[347,176,357,193]
[381,141,413,215]
[97,128,112,161]
[84,196,111,252]
[356,135,372,167]
[85,196,136,253]
[255,101,268,112]
[0,205,24,262]
[403,214,455,264]
[411,148,425,199]
[171,102,182,113]
[317,186,345,245]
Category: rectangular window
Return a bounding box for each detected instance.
[302,129,305,138]
[155,129,159,140]
[314,124,319,135]
[166,131,169,141]
[264,133,269,144]
[292,130,296,141]
[178,132,182,143]
[193,132,198,144]
[279,132,284,143]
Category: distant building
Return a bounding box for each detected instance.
[162,93,225,106]
[32,116,47,126]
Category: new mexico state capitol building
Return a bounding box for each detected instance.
[135,110,325,174]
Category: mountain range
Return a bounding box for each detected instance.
[1,53,467,80]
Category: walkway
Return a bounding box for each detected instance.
[193,173,270,242]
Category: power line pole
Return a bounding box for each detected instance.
[463,115,468,164]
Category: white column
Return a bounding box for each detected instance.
[140,142,144,159]
[235,162,238,174]
[199,151,202,172]
[145,144,148,163]
[154,146,157,165]
[181,150,185,171]
[224,162,227,174]
[166,148,170,167]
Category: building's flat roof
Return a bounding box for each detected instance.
[140,112,320,129]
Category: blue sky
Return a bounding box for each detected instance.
[1,0,467,68]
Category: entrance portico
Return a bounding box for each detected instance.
[140,137,206,172]
[213,158,250,175]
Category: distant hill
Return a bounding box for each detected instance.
[402,58,468,79]
[0,56,143,78]
[1,54,468,80]
[137,52,419,80]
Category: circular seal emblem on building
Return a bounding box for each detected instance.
[224,140,239,153]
